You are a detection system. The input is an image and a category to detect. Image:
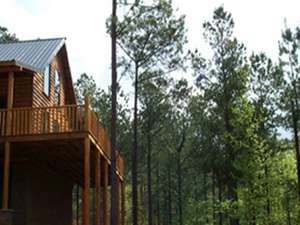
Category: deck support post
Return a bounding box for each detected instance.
[83,137,91,225]
[6,71,14,135]
[2,142,11,210]
[2,71,14,210]
[103,160,109,225]
[95,152,101,225]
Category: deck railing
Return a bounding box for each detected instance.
[89,111,112,159]
[0,105,85,136]
[0,109,7,136]
[89,111,124,175]
[0,103,124,177]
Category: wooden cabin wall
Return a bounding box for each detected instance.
[0,72,33,108]
[57,45,76,105]
[0,73,8,108]
[32,54,66,107]
[13,72,33,107]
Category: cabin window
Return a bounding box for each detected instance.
[43,64,51,96]
[54,69,60,105]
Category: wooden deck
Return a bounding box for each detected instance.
[0,103,124,180]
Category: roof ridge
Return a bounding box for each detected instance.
[0,37,66,44]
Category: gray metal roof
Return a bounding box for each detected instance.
[0,38,66,73]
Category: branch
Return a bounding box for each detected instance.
[137,31,152,61]
[117,41,135,62]
[176,130,186,153]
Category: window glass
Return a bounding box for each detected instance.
[43,65,51,96]
[54,70,60,105]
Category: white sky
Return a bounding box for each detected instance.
[1,0,300,90]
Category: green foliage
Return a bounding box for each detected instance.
[75,4,299,225]
[116,0,187,75]
[278,26,300,128]
[74,74,132,171]
[186,6,299,225]
[0,26,18,42]
[75,73,111,128]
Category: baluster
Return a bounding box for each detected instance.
[18,110,21,135]
[3,111,5,136]
[62,107,64,132]
[30,109,33,135]
[39,109,41,134]
[67,106,70,132]
[12,110,16,136]
[72,106,75,131]
[14,110,17,136]
[64,106,66,132]
[51,107,53,133]
[70,106,73,131]
[73,106,76,131]
[0,112,3,136]
[1,112,6,136]
[19,110,21,135]
[0,111,3,136]
[60,107,63,133]
[20,110,22,135]
[75,106,78,131]
[24,109,27,135]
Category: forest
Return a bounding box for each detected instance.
[1,0,300,225]
[78,1,300,224]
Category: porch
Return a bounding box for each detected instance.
[0,100,125,225]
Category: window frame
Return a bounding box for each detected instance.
[43,64,51,97]
[54,69,60,105]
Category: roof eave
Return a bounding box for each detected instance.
[42,38,66,70]
[0,60,36,73]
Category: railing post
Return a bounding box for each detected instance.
[2,142,11,210]
[84,96,91,132]
[6,71,14,136]
[2,71,14,211]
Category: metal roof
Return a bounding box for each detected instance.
[0,38,66,73]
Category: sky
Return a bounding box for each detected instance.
[1,0,300,91]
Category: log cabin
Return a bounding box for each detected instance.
[0,38,125,225]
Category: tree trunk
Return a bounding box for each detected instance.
[147,127,153,225]
[176,132,185,225]
[286,196,292,225]
[212,170,216,225]
[249,186,256,225]
[167,164,172,225]
[156,168,161,225]
[203,172,209,224]
[132,63,139,225]
[163,189,168,225]
[110,0,119,224]
[217,176,223,225]
[140,177,146,224]
[224,104,239,225]
[292,100,300,201]
[177,152,183,225]
[264,165,271,225]
[228,181,239,225]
